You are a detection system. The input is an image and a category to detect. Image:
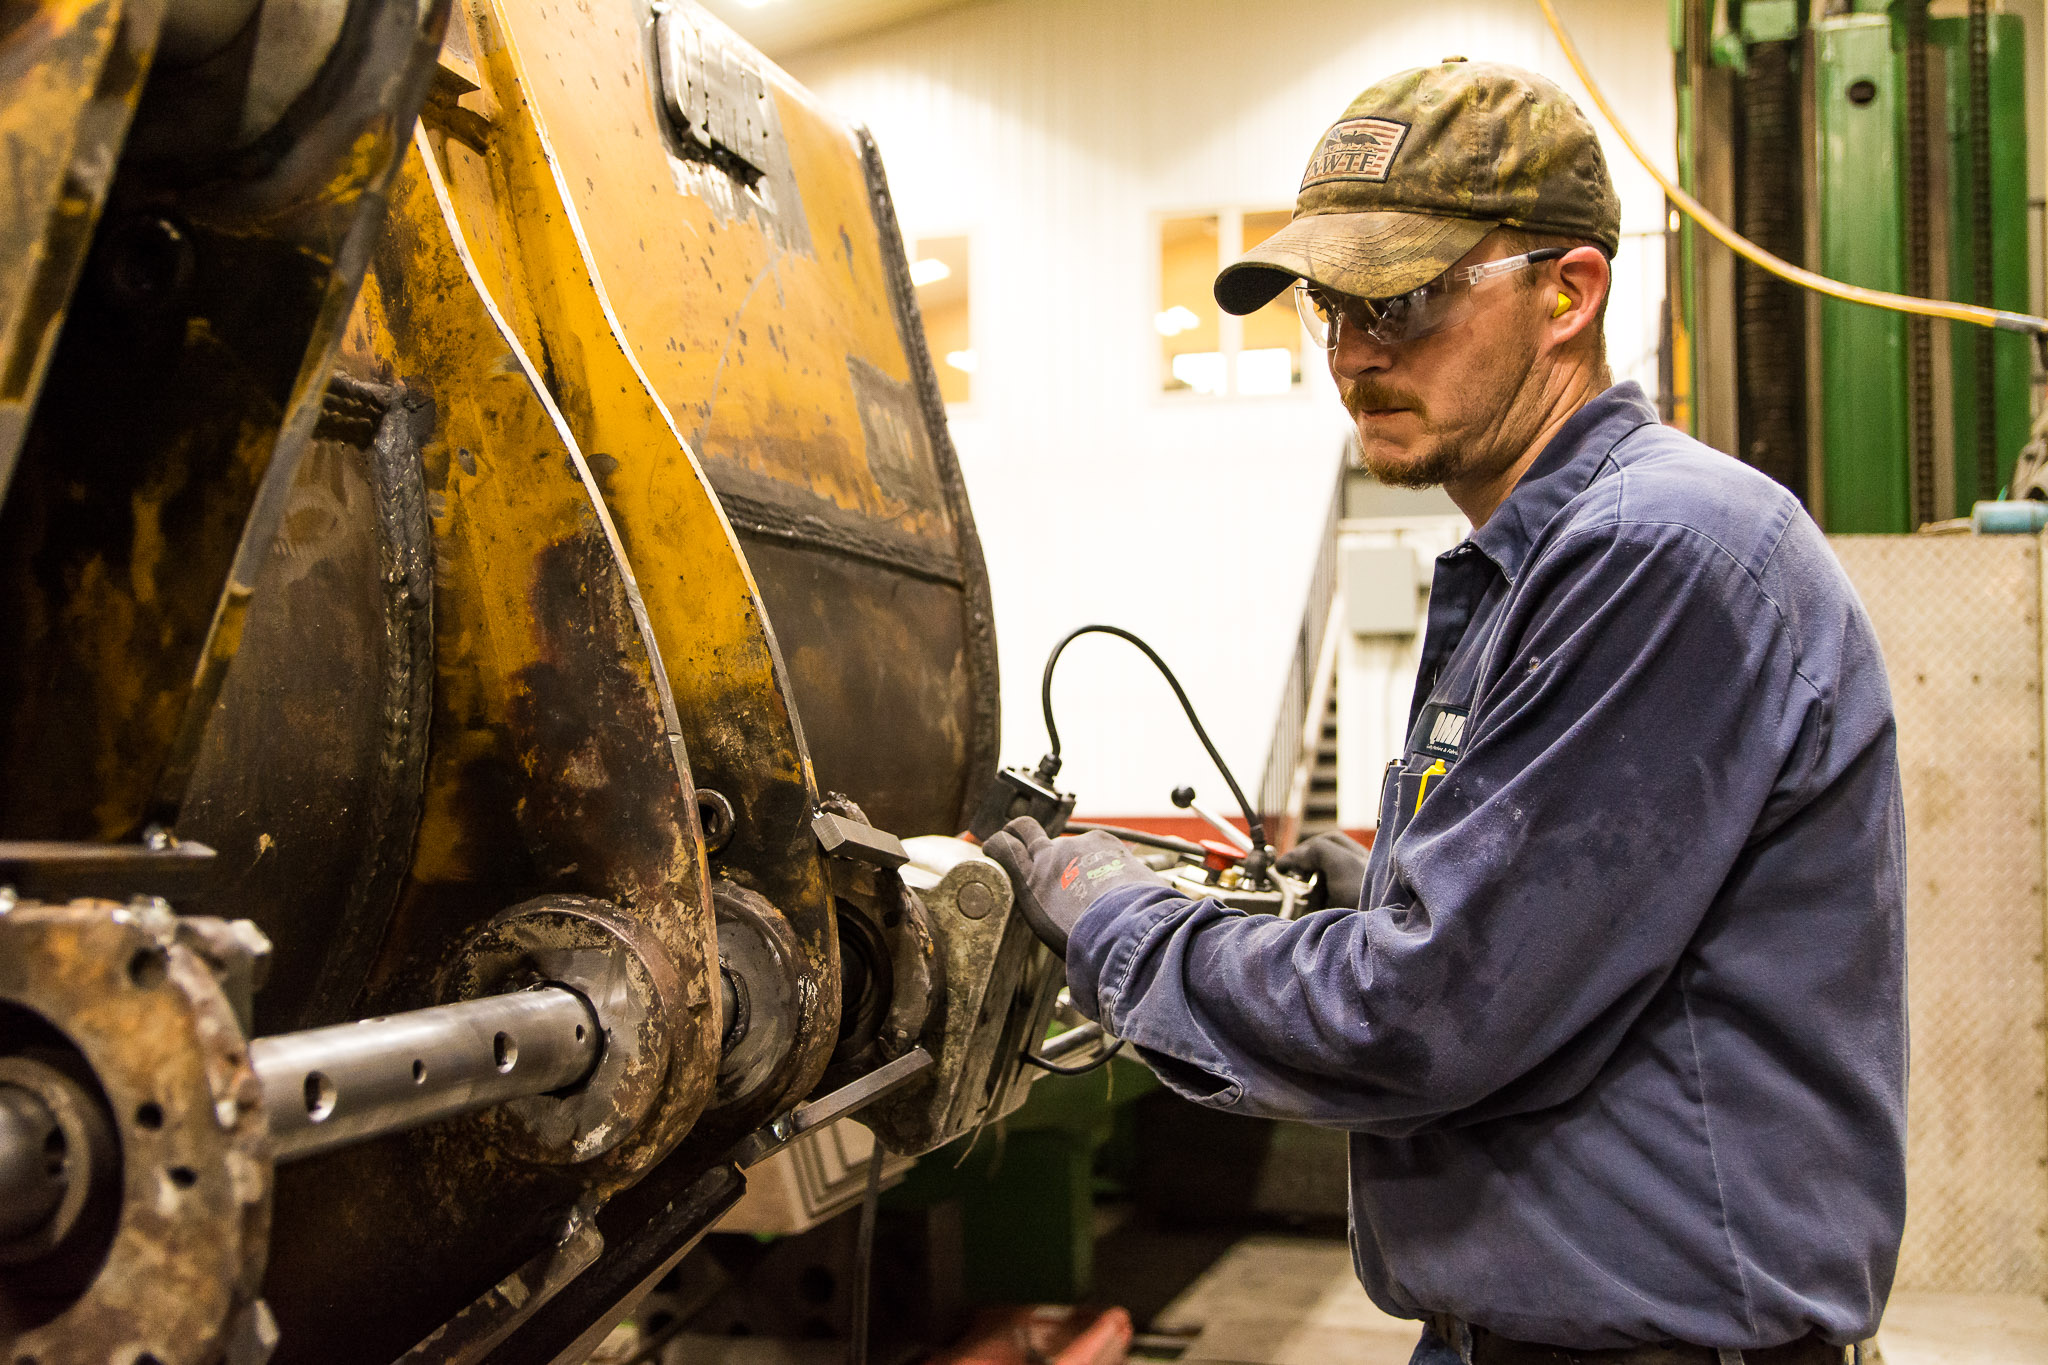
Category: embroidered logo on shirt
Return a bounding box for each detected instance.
[1300,117,1411,187]
[1415,702,1469,762]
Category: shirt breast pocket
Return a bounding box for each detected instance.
[1377,751,1449,849]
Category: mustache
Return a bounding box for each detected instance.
[1342,382,1427,419]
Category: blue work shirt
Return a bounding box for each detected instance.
[1068,383,1906,1350]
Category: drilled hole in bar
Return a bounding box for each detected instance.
[126,948,167,988]
[412,1060,426,1084]
[135,1101,164,1130]
[493,1032,517,1073]
[304,1072,337,1122]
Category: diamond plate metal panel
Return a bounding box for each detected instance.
[1831,534,2047,1294]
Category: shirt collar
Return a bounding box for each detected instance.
[1466,381,1661,583]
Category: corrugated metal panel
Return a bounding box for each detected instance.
[780,0,1676,815]
[1832,534,2048,1295]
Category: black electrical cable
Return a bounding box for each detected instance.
[1064,821,1208,859]
[1022,1036,1127,1077]
[1038,624,1267,853]
[846,1146,883,1365]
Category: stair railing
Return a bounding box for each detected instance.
[1255,451,1349,852]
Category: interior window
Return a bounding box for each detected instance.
[909,234,972,404]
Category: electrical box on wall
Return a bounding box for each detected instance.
[1343,544,1424,635]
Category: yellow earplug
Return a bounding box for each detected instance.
[1552,292,1573,318]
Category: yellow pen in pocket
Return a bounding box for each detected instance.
[1414,759,1447,812]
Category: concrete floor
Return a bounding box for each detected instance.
[610,1233,2048,1364]
[1139,1237,2048,1365]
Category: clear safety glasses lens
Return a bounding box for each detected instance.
[1294,247,1569,351]
[1295,282,1336,349]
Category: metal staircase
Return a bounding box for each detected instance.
[1256,457,1347,851]
[1300,688,1340,840]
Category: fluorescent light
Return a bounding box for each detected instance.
[1153,305,1201,337]
[910,258,951,287]
[945,349,978,373]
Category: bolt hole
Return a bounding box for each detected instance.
[494,1032,518,1072]
[304,1071,337,1122]
[136,1354,166,1365]
[136,1101,164,1130]
[412,1059,426,1084]
[1847,78,1878,106]
[126,947,168,988]
[575,1024,587,1043]
[697,789,736,853]
[165,1167,197,1189]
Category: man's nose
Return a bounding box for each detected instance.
[1329,319,1396,380]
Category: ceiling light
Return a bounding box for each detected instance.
[910,258,951,287]
[945,349,978,373]
[1154,305,1200,337]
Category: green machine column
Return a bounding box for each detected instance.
[1816,12,1911,533]
[1938,12,2032,508]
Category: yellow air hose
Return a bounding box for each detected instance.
[1536,0,2048,336]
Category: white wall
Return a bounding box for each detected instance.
[783,0,1677,817]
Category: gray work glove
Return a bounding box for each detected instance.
[1274,831,1370,913]
[982,816,1167,957]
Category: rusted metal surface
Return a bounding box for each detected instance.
[811,794,936,1096]
[853,123,1003,836]
[0,0,169,496]
[864,838,1045,1155]
[238,132,724,1364]
[0,902,272,1365]
[0,0,1019,1352]
[450,898,682,1171]
[177,378,435,1035]
[0,0,452,849]
[461,0,999,840]
[427,0,845,1153]
[712,881,804,1114]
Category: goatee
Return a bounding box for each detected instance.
[1344,381,1460,489]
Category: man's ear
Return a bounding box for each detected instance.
[1547,246,1611,345]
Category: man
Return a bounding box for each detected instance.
[986,61,1905,1365]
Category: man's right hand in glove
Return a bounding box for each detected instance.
[1274,830,1371,913]
[982,816,1166,957]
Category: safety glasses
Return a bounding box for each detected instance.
[1295,247,1568,350]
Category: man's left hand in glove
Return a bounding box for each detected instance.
[982,816,1168,957]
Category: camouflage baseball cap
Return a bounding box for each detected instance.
[1215,59,1620,315]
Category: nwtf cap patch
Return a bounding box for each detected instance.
[1301,117,1412,187]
